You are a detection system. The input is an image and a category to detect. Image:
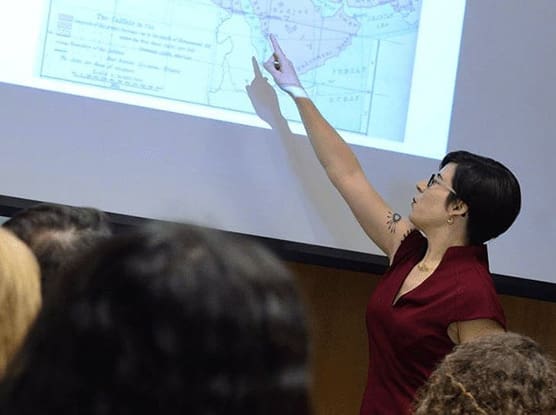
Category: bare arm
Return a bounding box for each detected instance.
[294,98,413,258]
[448,319,505,344]
[263,35,414,260]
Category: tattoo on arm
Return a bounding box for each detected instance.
[386,211,402,233]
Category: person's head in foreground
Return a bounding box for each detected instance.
[413,332,556,414]
[3,203,112,297]
[0,228,41,379]
[0,223,309,415]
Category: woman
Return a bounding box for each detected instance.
[0,228,41,378]
[263,35,521,414]
[413,332,556,414]
[0,223,309,415]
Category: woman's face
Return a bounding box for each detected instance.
[409,162,458,230]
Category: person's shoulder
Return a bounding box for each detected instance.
[390,228,424,268]
[400,228,425,250]
[456,254,493,285]
[452,258,501,308]
[451,270,505,327]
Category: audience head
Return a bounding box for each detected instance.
[440,151,521,245]
[0,223,309,415]
[0,228,41,378]
[3,203,112,297]
[413,332,556,414]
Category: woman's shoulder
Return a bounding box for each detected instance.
[450,255,501,308]
[389,228,425,268]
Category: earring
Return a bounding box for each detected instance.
[447,216,454,225]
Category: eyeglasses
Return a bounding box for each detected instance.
[427,173,457,195]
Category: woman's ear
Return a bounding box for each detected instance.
[450,200,469,217]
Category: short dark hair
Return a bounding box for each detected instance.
[3,203,112,296]
[413,332,556,414]
[0,223,309,415]
[441,151,521,245]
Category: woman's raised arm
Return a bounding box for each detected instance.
[263,35,414,260]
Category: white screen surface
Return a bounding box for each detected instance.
[2,0,463,160]
[0,0,555,284]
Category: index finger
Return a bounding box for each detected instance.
[269,34,285,57]
[251,56,263,78]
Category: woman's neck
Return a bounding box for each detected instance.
[419,227,468,268]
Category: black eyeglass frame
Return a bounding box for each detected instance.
[427,173,457,195]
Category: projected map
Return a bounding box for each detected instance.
[40,0,421,143]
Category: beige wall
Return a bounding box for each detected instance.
[288,261,556,415]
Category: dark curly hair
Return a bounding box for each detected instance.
[413,332,556,414]
[0,223,309,415]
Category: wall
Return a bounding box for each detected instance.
[288,261,556,415]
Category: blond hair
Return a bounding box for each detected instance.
[0,228,41,377]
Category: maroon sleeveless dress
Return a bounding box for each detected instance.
[360,230,506,414]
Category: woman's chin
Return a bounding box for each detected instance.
[408,214,425,231]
